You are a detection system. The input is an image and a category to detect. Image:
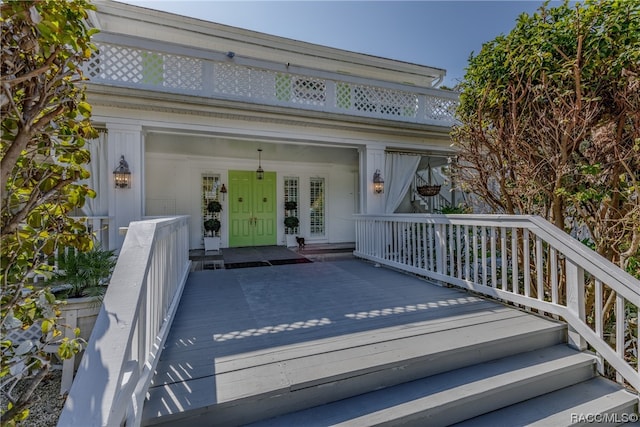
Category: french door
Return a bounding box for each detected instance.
[228,170,277,247]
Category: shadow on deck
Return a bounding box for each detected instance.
[142,257,517,424]
[142,257,589,426]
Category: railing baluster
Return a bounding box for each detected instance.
[473,225,479,284]
[435,223,445,275]
[448,224,455,276]
[566,261,586,350]
[427,223,433,271]
[421,222,427,269]
[445,224,456,277]
[551,248,558,305]
[481,226,487,287]
[501,227,508,291]
[390,221,398,261]
[464,225,470,280]
[413,223,419,268]
[595,279,604,375]
[523,229,530,298]
[511,228,518,295]
[456,224,462,279]
[536,236,544,302]
[403,222,409,265]
[383,220,388,259]
[616,292,624,384]
[491,227,497,288]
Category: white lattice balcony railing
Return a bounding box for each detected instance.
[83,33,459,127]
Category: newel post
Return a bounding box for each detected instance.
[566,260,587,350]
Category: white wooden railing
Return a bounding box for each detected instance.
[57,216,191,427]
[75,216,110,249]
[355,214,640,390]
[84,33,459,127]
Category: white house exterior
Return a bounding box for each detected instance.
[85,0,460,251]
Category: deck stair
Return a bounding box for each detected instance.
[143,305,636,426]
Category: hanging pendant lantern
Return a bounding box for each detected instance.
[256,148,264,180]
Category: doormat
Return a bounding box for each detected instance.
[224,258,312,270]
[268,258,313,266]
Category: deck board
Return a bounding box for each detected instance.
[143,258,562,424]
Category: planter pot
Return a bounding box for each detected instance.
[204,236,221,251]
[285,234,298,248]
[59,296,102,393]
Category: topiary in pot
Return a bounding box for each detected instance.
[204,218,221,236]
[284,216,299,230]
[207,200,222,213]
[284,200,297,211]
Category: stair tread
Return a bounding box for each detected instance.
[454,376,637,427]
[247,345,597,427]
[143,309,565,425]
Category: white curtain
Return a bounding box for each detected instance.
[81,131,109,216]
[384,153,421,213]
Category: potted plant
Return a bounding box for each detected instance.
[284,200,299,247]
[207,200,222,213]
[204,200,222,251]
[51,245,117,370]
[53,245,117,300]
[284,216,300,231]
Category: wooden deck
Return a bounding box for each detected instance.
[142,256,565,425]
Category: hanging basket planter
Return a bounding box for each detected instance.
[417,185,441,197]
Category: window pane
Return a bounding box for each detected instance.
[202,174,220,238]
[284,177,299,235]
[310,178,325,236]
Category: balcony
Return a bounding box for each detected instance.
[84,33,459,128]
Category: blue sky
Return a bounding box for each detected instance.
[117,1,572,87]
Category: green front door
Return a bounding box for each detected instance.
[228,170,277,247]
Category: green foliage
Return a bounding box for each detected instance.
[207,200,222,213]
[204,218,221,235]
[53,246,117,299]
[452,0,640,271]
[451,0,640,383]
[284,200,297,211]
[284,216,300,230]
[437,204,472,214]
[0,0,98,423]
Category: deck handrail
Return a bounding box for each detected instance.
[57,216,191,427]
[84,32,459,127]
[354,214,640,390]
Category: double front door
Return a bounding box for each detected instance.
[228,170,277,247]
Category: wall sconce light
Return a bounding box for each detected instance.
[113,155,131,189]
[256,149,264,180]
[373,169,384,194]
[220,183,227,200]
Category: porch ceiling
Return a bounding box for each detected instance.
[146,133,359,166]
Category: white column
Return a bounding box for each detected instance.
[107,123,144,250]
[359,143,386,214]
